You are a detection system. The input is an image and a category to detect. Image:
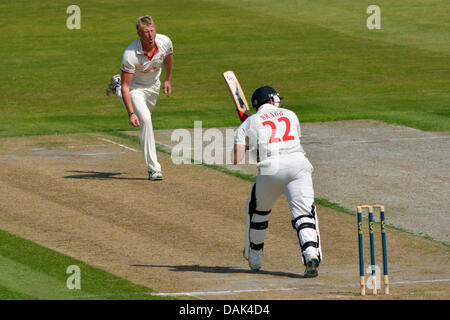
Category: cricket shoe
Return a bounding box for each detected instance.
[148,171,163,181]
[106,74,121,96]
[304,256,320,278]
[247,248,263,271]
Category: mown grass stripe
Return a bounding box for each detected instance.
[0,255,80,300]
[0,228,175,300]
[0,0,448,136]
[0,283,35,300]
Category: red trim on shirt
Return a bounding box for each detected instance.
[144,47,159,61]
[120,69,134,74]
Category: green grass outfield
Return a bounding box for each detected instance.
[0,0,449,137]
[0,0,449,299]
[0,228,172,300]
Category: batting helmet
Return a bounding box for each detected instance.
[251,86,280,110]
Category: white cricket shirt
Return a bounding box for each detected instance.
[235,104,305,162]
[120,34,173,88]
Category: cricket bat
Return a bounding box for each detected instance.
[223,70,251,122]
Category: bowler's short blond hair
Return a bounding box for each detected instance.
[136,15,154,31]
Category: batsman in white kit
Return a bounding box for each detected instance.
[233,86,322,277]
[106,15,173,181]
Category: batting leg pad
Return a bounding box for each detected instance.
[291,205,322,265]
[244,184,271,259]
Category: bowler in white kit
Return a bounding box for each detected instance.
[233,86,322,277]
[106,15,173,181]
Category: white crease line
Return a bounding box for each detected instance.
[151,278,450,297]
[155,142,174,151]
[151,287,300,297]
[98,138,139,152]
[28,144,110,151]
[391,278,450,285]
[67,278,450,298]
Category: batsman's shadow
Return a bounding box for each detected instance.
[64,170,147,181]
[131,264,304,279]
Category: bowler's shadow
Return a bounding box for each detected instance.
[131,264,304,279]
[64,170,147,181]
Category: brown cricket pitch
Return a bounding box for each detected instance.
[0,132,448,299]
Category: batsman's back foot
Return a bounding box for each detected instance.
[247,249,263,271]
[304,258,319,278]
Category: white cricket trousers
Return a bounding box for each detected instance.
[116,85,162,174]
[245,152,322,264]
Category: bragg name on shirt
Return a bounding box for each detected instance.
[260,110,284,121]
